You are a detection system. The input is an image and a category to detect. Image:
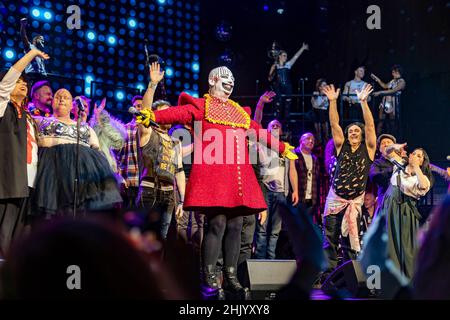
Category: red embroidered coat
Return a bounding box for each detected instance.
[153,93,286,215]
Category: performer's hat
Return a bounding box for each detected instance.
[377,134,397,146]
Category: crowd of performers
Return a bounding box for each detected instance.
[0,47,446,300]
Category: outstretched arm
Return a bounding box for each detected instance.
[375,79,406,96]
[323,85,344,154]
[370,73,389,89]
[355,84,376,160]
[286,43,309,67]
[254,91,275,125]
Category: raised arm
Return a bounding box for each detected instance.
[0,49,49,117]
[89,99,127,150]
[12,49,49,74]
[355,84,376,160]
[142,62,165,109]
[254,91,276,125]
[323,85,344,154]
[250,120,297,160]
[286,43,309,67]
[20,19,31,49]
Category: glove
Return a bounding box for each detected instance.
[281,142,298,160]
[135,109,156,128]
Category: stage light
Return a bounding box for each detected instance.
[87,31,96,41]
[4,48,16,61]
[31,8,41,17]
[43,11,52,20]
[263,4,269,11]
[165,67,174,77]
[85,75,94,85]
[107,35,117,45]
[157,0,166,4]
[136,83,145,91]
[85,87,91,95]
[277,8,284,14]
[128,18,137,28]
[116,91,125,101]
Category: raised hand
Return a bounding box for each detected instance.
[94,98,106,121]
[149,62,165,84]
[20,18,28,27]
[409,153,421,168]
[258,91,276,104]
[31,48,50,60]
[301,43,309,51]
[355,83,373,102]
[322,84,340,101]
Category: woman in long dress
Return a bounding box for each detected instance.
[375,146,433,279]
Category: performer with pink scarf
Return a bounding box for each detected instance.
[320,83,377,282]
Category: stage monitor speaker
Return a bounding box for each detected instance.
[245,259,297,300]
[321,260,371,298]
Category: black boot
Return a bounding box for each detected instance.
[215,265,225,300]
[202,265,224,300]
[223,266,250,300]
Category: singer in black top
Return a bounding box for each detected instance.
[268,43,308,122]
[31,89,122,217]
[369,134,397,207]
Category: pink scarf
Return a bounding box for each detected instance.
[324,187,364,253]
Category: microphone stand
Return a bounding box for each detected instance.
[391,160,405,277]
[73,109,82,219]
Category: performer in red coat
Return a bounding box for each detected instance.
[138,65,297,299]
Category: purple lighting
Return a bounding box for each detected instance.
[263,5,269,11]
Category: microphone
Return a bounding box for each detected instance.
[75,96,86,112]
[128,107,159,128]
[390,158,406,172]
[144,39,150,67]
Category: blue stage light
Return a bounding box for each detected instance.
[43,11,52,20]
[107,35,117,45]
[136,83,145,91]
[158,0,166,5]
[128,18,137,28]
[31,8,41,17]
[116,91,125,101]
[85,75,94,84]
[85,87,91,95]
[4,48,16,61]
[87,31,96,41]
[165,67,174,77]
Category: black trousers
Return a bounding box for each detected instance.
[322,209,357,274]
[121,186,139,209]
[0,190,32,255]
[237,215,256,287]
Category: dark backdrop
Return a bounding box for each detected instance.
[199,0,450,160]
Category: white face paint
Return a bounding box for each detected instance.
[208,66,235,99]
